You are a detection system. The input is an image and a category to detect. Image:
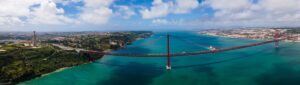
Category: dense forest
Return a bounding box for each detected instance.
[0,44,97,84]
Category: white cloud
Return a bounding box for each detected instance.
[2,0,300,30]
[152,19,169,24]
[79,0,114,24]
[140,0,171,19]
[140,0,199,19]
[29,0,74,25]
[173,0,199,14]
[54,0,81,5]
[152,18,184,25]
[0,0,115,26]
[0,0,40,17]
[0,0,39,25]
[0,17,23,25]
[205,0,252,12]
[79,7,112,24]
[205,0,300,23]
[0,0,77,26]
[115,6,136,19]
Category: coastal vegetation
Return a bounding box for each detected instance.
[0,44,92,84]
[47,31,153,51]
[285,27,300,34]
[0,31,153,84]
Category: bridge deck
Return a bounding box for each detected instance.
[84,38,284,57]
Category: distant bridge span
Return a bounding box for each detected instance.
[84,38,285,57]
[80,30,296,70]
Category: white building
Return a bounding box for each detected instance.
[0,49,6,52]
[109,41,118,45]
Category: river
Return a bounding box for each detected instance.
[19,32,300,85]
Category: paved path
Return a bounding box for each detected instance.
[51,44,87,53]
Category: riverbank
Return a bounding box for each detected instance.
[41,67,69,77]
[0,31,153,84]
[40,61,96,77]
[0,45,95,84]
[18,32,300,85]
[199,32,300,43]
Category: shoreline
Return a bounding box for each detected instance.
[17,34,152,84]
[199,32,300,43]
[41,67,69,77]
[41,61,90,77]
[18,61,94,84]
[0,31,154,84]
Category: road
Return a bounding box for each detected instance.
[51,44,87,53]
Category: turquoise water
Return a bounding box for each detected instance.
[20,32,300,85]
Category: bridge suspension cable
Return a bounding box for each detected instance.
[81,33,299,70]
[84,38,285,57]
[82,32,298,58]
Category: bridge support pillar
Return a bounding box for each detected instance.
[166,34,171,70]
[275,41,279,48]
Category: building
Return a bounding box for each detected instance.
[0,49,6,52]
[32,31,37,47]
[51,37,65,41]
[109,41,118,45]
[0,45,5,52]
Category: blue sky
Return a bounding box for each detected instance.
[1,0,300,31]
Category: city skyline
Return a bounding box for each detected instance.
[1,0,300,31]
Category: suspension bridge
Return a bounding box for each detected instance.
[79,30,296,70]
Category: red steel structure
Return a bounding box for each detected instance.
[166,34,171,70]
[274,30,279,48]
[80,32,293,69]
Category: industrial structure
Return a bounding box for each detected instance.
[32,31,37,47]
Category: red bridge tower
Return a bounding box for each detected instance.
[274,30,279,48]
[166,34,171,70]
